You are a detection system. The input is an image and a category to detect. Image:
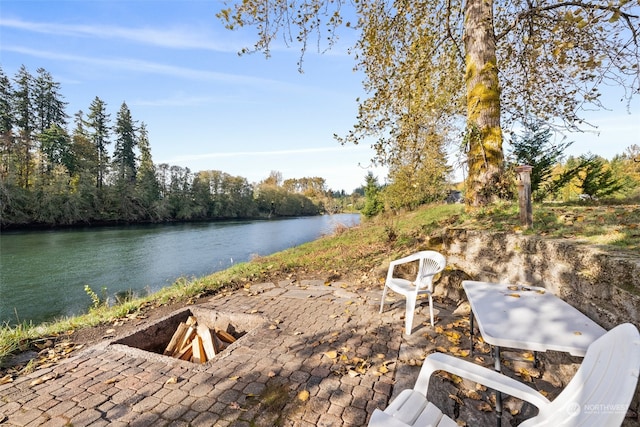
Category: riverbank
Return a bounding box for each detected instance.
[2,201,639,373]
[0,211,343,232]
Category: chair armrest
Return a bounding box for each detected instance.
[389,253,423,268]
[387,253,424,282]
[368,408,413,427]
[414,353,551,410]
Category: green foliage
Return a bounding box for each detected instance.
[508,123,575,201]
[253,184,319,217]
[86,96,111,189]
[383,128,451,210]
[508,128,638,202]
[113,102,137,185]
[0,67,349,228]
[5,200,640,366]
[361,172,384,218]
[38,124,74,174]
[84,285,108,310]
[577,154,625,199]
[217,0,639,208]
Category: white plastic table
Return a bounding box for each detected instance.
[463,280,606,361]
[463,280,607,426]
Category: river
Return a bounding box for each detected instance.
[0,214,360,326]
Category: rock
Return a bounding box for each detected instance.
[453,301,471,316]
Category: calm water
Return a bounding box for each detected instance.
[0,214,360,325]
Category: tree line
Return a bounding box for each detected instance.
[360,124,640,218]
[0,66,348,229]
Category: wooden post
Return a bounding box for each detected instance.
[515,165,533,229]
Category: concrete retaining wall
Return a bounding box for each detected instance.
[439,228,640,330]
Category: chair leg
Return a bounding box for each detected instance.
[379,285,388,314]
[428,294,435,327]
[405,295,417,335]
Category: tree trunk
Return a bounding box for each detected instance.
[463,0,504,207]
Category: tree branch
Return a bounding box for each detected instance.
[496,1,639,42]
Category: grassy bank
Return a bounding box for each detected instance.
[2,201,638,368]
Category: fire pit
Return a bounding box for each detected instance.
[110,306,265,366]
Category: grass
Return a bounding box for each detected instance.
[463,201,640,251]
[1,200,638,366]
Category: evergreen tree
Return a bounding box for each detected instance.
[113,102,137,183]
[113,102,141,219]
[361,172,383,218]
[136,123,161,218]
[85,97,110,189]
[30,69,68,187]
[38,124,73,174]
[12,65,34,188]
[578,154,624,199]
[509,123,575,201]
[0,67,15,181]
[33,68,67,134]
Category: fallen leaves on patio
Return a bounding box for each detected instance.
[324,346,393,377]
[29,373,58,387]
[297,390,310,401]
[418,308,558,422]
[0,335,83,384]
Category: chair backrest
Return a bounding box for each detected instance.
[521,323,640,427]
[415,251,446,290]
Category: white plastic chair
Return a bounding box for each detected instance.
[380,251,446,335]
[368,323,640,427]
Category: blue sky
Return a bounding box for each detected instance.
[0,1,638,193]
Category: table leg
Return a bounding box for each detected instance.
[493,346,502,427]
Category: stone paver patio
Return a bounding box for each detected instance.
[0,278,590,426]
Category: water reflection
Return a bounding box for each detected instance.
[0,214,359,325]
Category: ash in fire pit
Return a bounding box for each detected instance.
[112,306,264,365]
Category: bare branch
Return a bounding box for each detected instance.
[497,1,639,42]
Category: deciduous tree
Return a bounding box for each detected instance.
[218,0,640,207]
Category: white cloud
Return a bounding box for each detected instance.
[0,18,239,52]
[2,45,288,86]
